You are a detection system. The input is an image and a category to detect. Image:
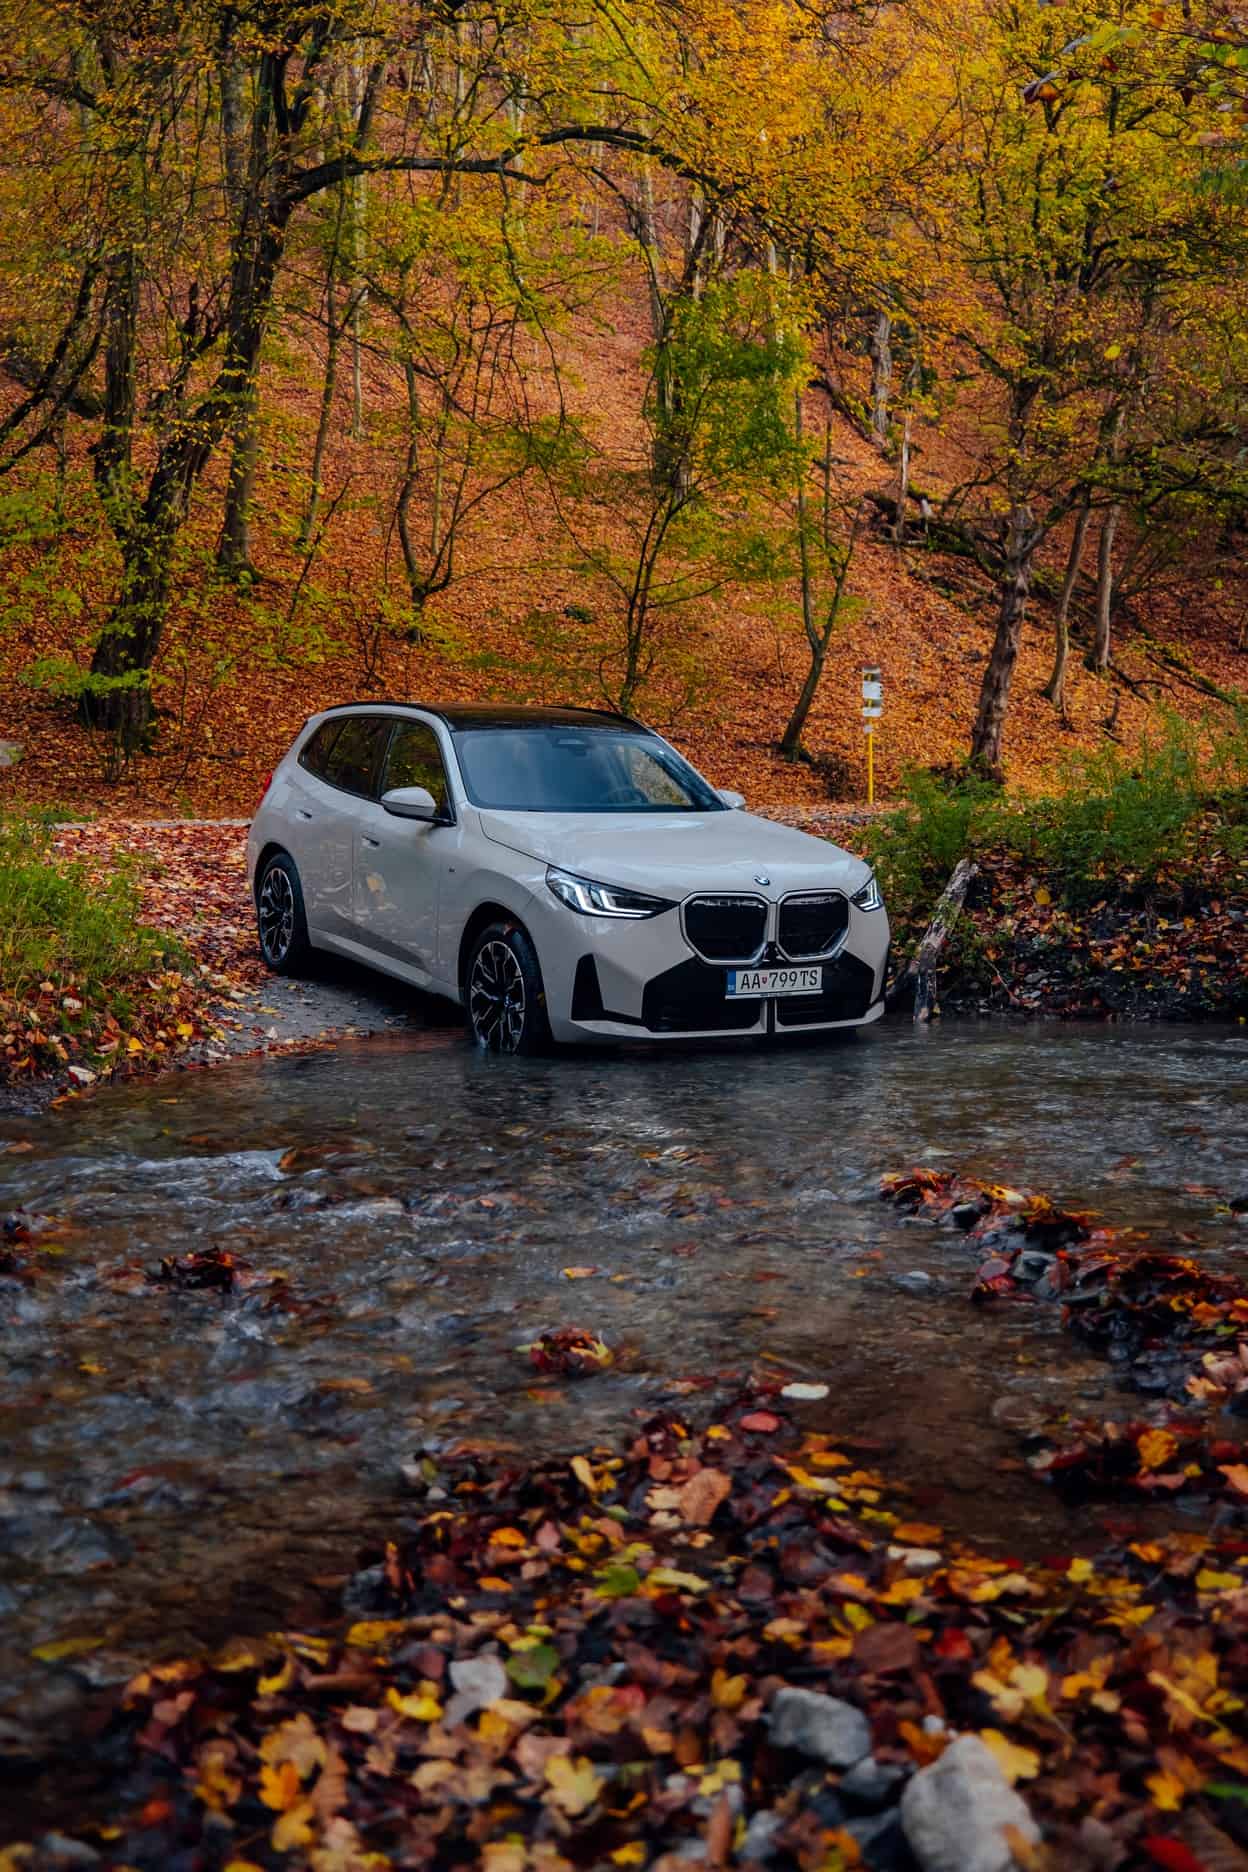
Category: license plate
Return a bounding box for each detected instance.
[726,965,822,998]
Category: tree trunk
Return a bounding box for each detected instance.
[969,501,1035,780]
[396,357,427,642]
[893,409,911,548]
[1042,496,1091,710]
[83,159,297,747]
[215,42,258,580]
[1091,504,1120,672]
[869,309,891,446]
[886,857,978,1021]
[780,391,820,759]
[83,503,181,755]
[217,409,258,577]
[299,289,342,549]
[779,648,825,760]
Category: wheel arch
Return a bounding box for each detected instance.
[458,901,528,996]
[252,841,293,903]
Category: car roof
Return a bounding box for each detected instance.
[316,702,648,733]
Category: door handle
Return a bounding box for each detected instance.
[297,808,314,821]
[362,834,382,849]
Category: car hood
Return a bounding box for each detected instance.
[477,808,871,898]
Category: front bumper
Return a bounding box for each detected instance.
[530,897,891,1045]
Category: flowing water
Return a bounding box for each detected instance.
[2,1020,1247,1766]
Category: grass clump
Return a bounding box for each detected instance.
[0,818,194,1081]
[867,711,1248,929]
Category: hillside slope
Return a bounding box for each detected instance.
[0,294,1244,820]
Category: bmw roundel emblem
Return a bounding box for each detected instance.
[754,873,771,887]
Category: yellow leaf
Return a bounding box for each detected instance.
[260,1760,302,1813]
[1196,1570,1241,1592]
[1033,885,1052,906]
[271,1800,315,1852]
[490,1526,528,1547]
[346,1620,408,1650]
[1138,1429,1179,1471]
[545,1753,603,1816]
[980,1729,1041,1783]
[711,1668,748,1710]
[482,1843,527,1872]
[176,1023,194,1039]
[258,1655,295,1696]
[387,1687,442,1722]
[647,1567,708,1594]
[224,1862,267,1871]
[127,1036,143,1054]
[30,1635,104,1663]
[571,1455,598,1493]
[1066,1557,1094,1584]
[1146,1769,1187,1812]
[612,1846,647,1866]
[1011,1664,1049,1703]
[1104,342,1123,359]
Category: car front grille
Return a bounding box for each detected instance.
[682,894,767,962]
[778,891,849,959]
[774,953,877,1027]
[642,959,762,1033]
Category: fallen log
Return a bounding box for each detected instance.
[886,857,979,1022]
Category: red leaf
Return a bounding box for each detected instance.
[1141,1838,1206,1872]
[739,1411,781,1434]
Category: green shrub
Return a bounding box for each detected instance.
[863,769,1005,926]
[0,819,182,1020]
[865,712,1248,927]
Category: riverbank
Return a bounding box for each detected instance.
[2,804,1245,1116]
[4,1389,1247,1872]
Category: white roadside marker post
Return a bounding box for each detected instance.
[862,666,883,804]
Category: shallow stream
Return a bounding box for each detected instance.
[2,1020,1247,1767]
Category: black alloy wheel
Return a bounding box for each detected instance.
[466,922,550,1054]
[256,852,312,975]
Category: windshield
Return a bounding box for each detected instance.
[451,727,726,814]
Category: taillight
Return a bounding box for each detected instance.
[256,770,275,810]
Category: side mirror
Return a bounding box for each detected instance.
[718,788,746,811]
[382,785,440,822]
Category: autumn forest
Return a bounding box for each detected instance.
[1,0,1247,813]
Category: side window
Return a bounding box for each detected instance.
[381,721,451,817]
[298,719,342,778]
[320,715,389,797]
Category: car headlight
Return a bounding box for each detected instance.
[546,866,673,919]
[851,870,884,912]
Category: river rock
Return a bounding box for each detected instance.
[0,741,22,770]
[769,1687,871,1766]
[900,1733,1040,1872]
[739,1810,784,1862]
[839,1755,908,1810]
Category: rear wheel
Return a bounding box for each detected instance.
[256,851,312,976]
[465,921,550,1054]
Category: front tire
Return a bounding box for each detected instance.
[256,851,312,976]
[465,921,550,1054]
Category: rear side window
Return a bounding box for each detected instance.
[381,721,451,817]
[319,715,389,797]
[298,719,342,778]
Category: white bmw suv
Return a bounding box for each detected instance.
[247,703,890,1052]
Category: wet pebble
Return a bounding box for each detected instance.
[839,1756,909,1810]
[770,1688,871,1767]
